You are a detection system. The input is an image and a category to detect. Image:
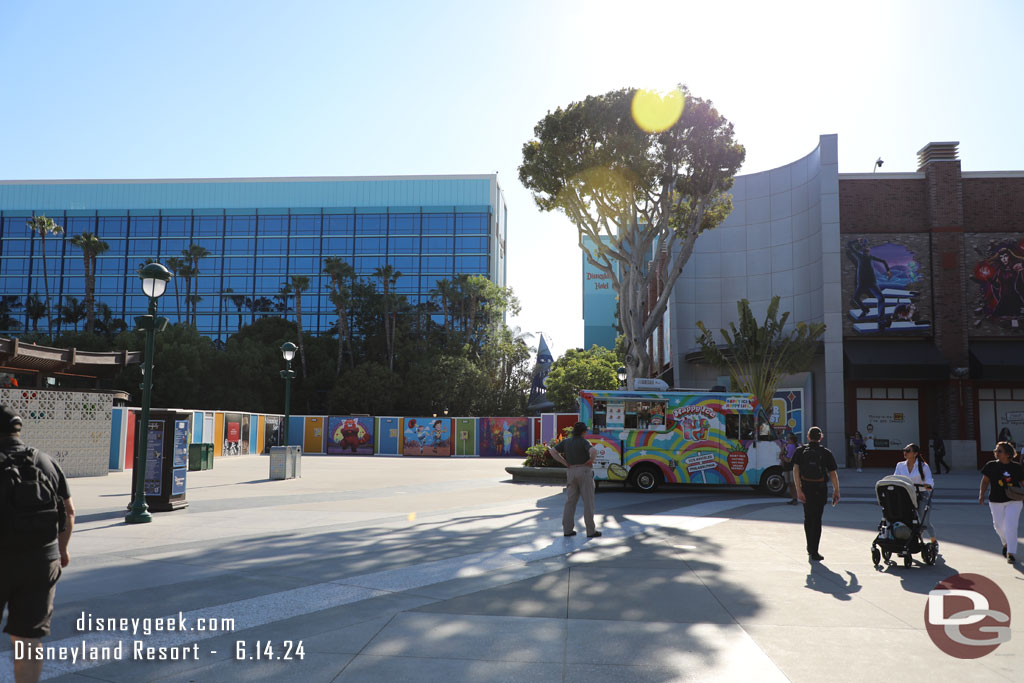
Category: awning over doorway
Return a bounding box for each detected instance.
[969,341,1024,381]
[844,341,949,380]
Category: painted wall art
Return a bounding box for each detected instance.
[842,236,932,335]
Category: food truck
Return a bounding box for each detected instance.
[578,388,786,494]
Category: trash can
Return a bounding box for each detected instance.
[269,445,301,480]
[187,443,214,471]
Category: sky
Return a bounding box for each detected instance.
[2,0,1023,362]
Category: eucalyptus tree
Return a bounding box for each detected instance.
[26,215,65,337]
[519,86,744,385]
[69,231,110,334]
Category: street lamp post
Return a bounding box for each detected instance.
[126,263,172,524]
[280,342,297,446]
[617,366,627,389]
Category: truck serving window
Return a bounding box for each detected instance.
[727,414,755,440]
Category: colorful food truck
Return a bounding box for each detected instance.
[579,389,786,494]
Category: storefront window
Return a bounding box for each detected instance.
[977,388,1024,451]
[854,386,920,450]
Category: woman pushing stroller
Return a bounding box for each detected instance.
[893,443,937,545]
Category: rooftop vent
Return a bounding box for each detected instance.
[917,141,959,170]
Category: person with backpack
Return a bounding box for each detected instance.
[793,426,840,562]
[1,405,75,683]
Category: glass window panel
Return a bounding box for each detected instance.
[128,217,158,237]
[422,256,452,272]
[1,259,30,275]
[394,276,418,293]
[887,388,902,399]
[388,236,419,254]
[388,255,418,271]
[255,257,286,274]
[455,255,488,271]
[95,277,122,293]
[904,387,918,399]
[226,216,256,236]
[195,314,218,330]
[455,213,489,235]
[65,216,96,236]
[160,238,189,256]
[423,214,453,234]
[1,239,32,256]
[257,237,287,255]
[355,214,386,235]
[95,257,124,275]
[355,237,386,254]
[192,237,221,254]
[423,237,453,253]
[102,217,129,237]
[996,389,1012,399]
[353,256,383,273]
[224,256,254,273]
[63,259,85,275]
[161,217,191,237]
[871,388,886,399]
[194,215,224,235]
[323,237,352,255]
[125,295,151,313]
[61,276,85,293]
[290,215,321,236]
[127,239,160,255]
[259,215,289,235]
[223,275,253,291]
[324,214,354,235]
[194,276,221,293]
[978,388,994,399]
[0,277,27,291]
[455,236,488,252]
[290,235,320,255]
[390,214,419,235]
[290,257,318,274]
[224,238,254,254]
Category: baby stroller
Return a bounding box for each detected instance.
[870,475,938,568]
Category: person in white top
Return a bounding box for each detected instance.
[893,442,936,543]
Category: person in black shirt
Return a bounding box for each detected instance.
[1,405,75,683]
[548,421,601,538]
[979,441,1024,564]
[792,426,840,561]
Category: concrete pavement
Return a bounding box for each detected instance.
[1,456,1020,682]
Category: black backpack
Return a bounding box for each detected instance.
[0,447,62,548]
[797,444,827,480]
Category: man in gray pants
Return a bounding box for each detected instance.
[548,421,602,538]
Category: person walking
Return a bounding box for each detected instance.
[1,405,75,683]
[793,426,840,561]
[932,434,950,474]
[894,443,937,545]
[548,421,601,538]
[781,433,798,504]
[979,441,1024,564]
[849,431,866,472]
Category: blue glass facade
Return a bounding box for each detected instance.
[0,175,506,338]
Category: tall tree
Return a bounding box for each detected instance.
[183,244,211,326]
[544,346,621,412]
[0,296,23,333]
[165,256,185,323]
[69,232,110,334]
[223,288,247,333]
[58,296,86,332]
[372,265,403,371]
[519,86,744,385]
[25,293,46,333]
[290,275,310,380]
[26,215,65,337]
[324,257,357,375]
[696,296,826,413]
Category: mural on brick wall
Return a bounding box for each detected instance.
[842,236,932,335]
[0,388,114,477]
[968,234,1024,334]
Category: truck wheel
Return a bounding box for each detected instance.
[630,465,663,493]
[760,467,787,496]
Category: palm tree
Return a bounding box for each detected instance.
[275,282,292,315]
[183,245,211,326]
[222,288,247,333]
[26,215,65,337]
[95,303,127,338]
[324,256,357,375]
[165,256,185,323]
[290,275,310,379]
[0,296,23,333]
[25,293,46,333]
[58,296,86,332]
[69,232,110,334]
[430,278,454,332]
[372,265,403,371]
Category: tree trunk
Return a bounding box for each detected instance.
[40,235,51,338]
[296,291,307,380]
[84,252,95,335]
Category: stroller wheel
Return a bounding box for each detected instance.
[871,547,881,566]
[903,554,913,568]
[922,542,938,566]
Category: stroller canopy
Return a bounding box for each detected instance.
[875,474,918,508]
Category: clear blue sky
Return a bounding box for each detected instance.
[2,0,1022,360]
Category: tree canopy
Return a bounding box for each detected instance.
[519,86,744,385]
[696,297,825,413]
[544,345,621,412]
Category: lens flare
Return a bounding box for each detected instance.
[408,512,417,522]
[631,88,685,133]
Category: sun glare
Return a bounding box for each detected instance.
[631,88,685,133]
